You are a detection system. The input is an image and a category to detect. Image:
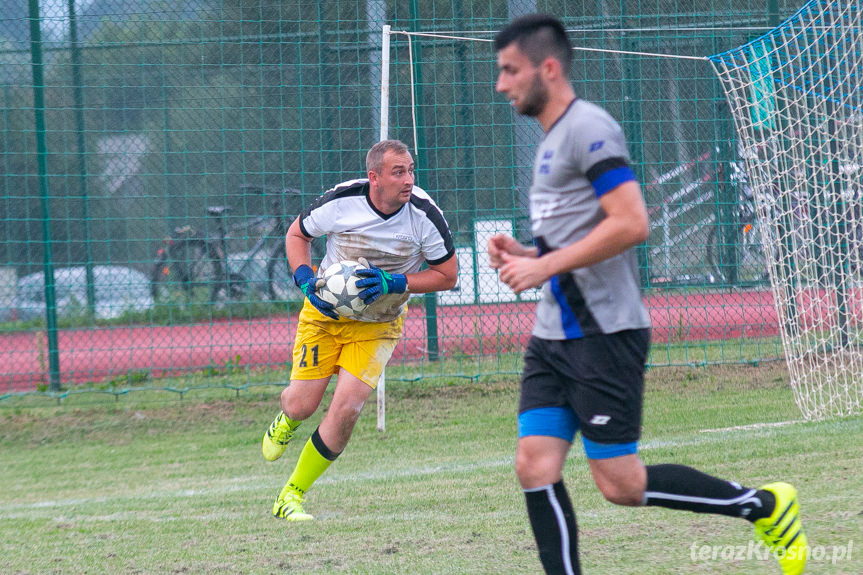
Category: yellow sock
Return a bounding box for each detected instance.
[280,428,340,498]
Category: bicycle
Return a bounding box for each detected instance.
[150,186,320,303]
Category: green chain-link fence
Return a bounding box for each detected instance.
[1,0,799,396]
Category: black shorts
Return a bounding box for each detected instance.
[519,329,650,445]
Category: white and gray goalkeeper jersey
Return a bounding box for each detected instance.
[298,178,454,322]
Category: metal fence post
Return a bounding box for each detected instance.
[28,0,62,391]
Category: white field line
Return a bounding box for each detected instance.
[0,419,829,517]
[699,420,804,433]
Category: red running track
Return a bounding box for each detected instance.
[1,290,779,392]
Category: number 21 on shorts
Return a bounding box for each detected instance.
[297,344,319,367]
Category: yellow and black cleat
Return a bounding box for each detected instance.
[273,489,314,521]
[754,482,808,575]
[262,411,296,462]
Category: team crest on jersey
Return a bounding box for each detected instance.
[539,149,554,174]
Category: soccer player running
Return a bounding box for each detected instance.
[489,14,806,575]
[261,139,457,520]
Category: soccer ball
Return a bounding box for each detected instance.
[317,260,369,318]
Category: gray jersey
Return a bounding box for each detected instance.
[529,99,650,339]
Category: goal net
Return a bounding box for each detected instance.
[709,0,863,419]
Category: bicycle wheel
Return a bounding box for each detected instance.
[267,242,297,301]
[151,238,223,302]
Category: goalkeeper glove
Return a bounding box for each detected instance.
[292,264,339,320]
[355,257,407,305]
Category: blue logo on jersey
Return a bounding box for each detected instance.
[589,141,604,152]
[539,164,550,174]
[542,150,554,160]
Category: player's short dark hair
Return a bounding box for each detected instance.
[367,139,410,173]
[494,14,572,74]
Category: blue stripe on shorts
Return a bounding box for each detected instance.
[581,437,638,459]
[518,406,579,442]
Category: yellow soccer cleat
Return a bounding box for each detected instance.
[273,489,314,521]
[754,482,808,575]
[261,411,296,462]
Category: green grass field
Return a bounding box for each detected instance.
[1,363,861,574]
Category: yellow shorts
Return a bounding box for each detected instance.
[290,300,405,388]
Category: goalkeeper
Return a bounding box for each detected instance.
[260,139,457,521]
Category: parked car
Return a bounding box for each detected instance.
[14,266,154,321]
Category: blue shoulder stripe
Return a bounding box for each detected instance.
[591,166,637,197]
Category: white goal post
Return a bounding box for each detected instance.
[376,25,392,433]
[709,0,863,419]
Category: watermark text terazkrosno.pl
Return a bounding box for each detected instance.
[690,540,853,565]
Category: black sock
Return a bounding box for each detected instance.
[644,464,775,522]
[524,480,581,575]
